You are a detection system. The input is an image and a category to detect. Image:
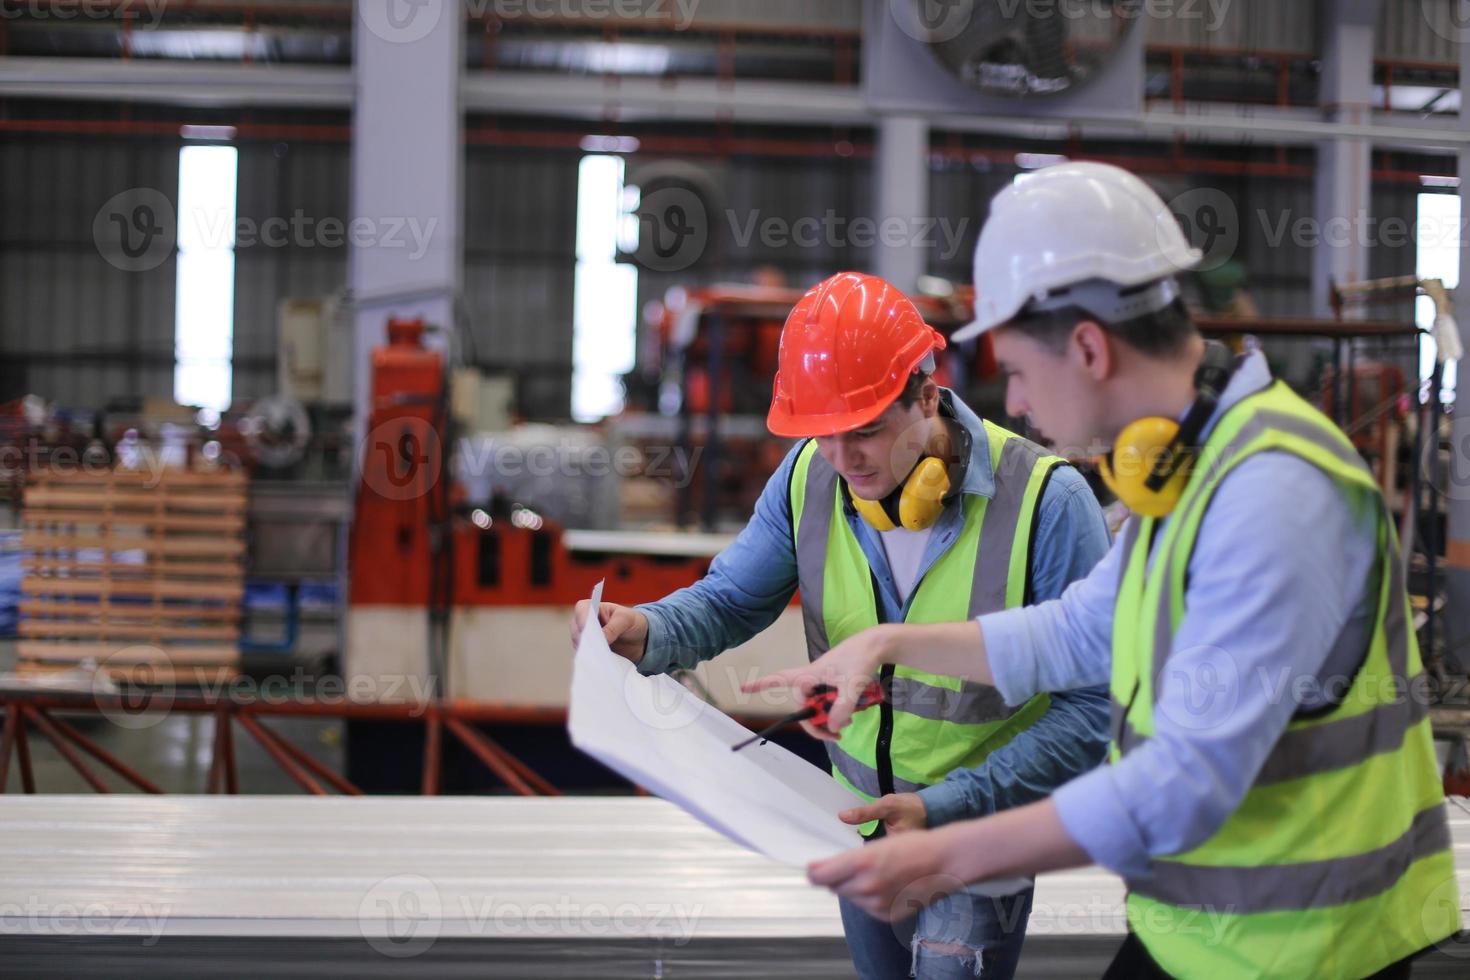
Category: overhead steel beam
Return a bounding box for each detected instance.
[4,58,1470,150]
[0,57,353,107]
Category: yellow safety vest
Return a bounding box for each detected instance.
[1110,380,1461,978]
[789,419,1064,831]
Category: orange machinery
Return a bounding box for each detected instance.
[345,290,996,719]
[344,317,808,721]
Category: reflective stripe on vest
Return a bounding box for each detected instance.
[790,421,1063,804]
[1107,381,1461,978]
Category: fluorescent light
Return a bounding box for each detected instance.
[1421,174,1461,189]
[181,125,238,141]
[572,154,637,422]
[1415,191,1461,398]
[1016,153,1069,170]
[174,144,238,412]
[580,135,641,154]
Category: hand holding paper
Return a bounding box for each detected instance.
[568,582,1031,904]
[567,581,865,867]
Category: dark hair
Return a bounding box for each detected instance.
[1006,297,1197,359]
[895,370,932,409]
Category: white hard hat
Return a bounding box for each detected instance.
[955,162,1202,341]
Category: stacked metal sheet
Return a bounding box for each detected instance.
[0,796,1466,978]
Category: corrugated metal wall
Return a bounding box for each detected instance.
[1371,175,1437,326]
[541,0,862,30]
[927,164,1015,283]
[1380,0,1462,62]
[1,135,1436,415]
[0,136,179,406]
[0,0,1458,417]
[463,146,580,420]
[1227,175,1316,317]
[234,140,351,404]
[715,155,872,282]
[1145,0,1316,53]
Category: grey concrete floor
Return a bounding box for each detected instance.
[1,639,346,795]
[7,712,346,795]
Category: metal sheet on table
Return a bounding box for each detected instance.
[0,795,1466,978]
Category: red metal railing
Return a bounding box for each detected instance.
[0,690,788,796]
[0,692,586,796]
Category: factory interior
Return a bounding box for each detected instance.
[2,1,1470,977]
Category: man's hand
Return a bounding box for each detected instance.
[570,601,649,664]
[813,801,1090,920]
[807,826,958,921]
[839,793,928,835]
[741,624,897,734]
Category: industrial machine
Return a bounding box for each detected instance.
[343,317,811,731]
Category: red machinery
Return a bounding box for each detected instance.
[344,319,737,720]
[349,317,447,607]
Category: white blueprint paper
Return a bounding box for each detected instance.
[568,581,864,866]
[568,582,1034,896]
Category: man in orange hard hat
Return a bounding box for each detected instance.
[572,271,1111,979]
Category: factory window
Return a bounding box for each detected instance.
[572,154,638,422]
[1416,190,1459,401]
[174,143,239,413]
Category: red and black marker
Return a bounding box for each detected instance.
[731,681,886,752]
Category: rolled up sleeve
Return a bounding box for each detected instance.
[1051,456,1379,878]
[634,443,803,675]
[918,465,1114,824]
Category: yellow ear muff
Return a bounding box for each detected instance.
[898,456,949,531]
[1099,416,1191,518]
[849,456,952,532]
[849,492,897,531]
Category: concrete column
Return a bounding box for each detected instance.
[1310,2,1377,317]
[349,0,464,434]
[1447,10,1470,574]
[874,114,929,292]
[346,0,464,698]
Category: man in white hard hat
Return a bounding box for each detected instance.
[747,162,1463,978]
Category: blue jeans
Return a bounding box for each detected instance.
[839,885,1034,980]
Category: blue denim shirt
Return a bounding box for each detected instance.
[636,390,1113,825]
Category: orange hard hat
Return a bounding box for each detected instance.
[767,272,947,437]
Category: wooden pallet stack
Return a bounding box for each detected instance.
[17,467,247,686]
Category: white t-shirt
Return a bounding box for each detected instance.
[878,525,934,604]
